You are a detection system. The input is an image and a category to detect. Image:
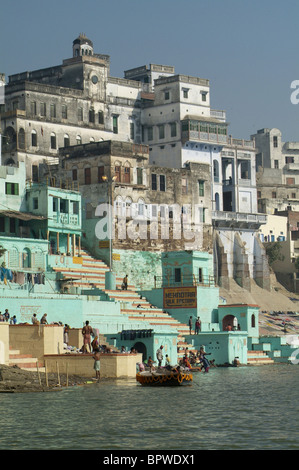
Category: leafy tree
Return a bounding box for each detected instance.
[265,242,284,265]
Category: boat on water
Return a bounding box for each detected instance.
[136,369,193,386]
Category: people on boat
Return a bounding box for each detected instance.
[147,356,154,371]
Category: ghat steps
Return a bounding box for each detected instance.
[9,348,45,372]
[52,249,195,357]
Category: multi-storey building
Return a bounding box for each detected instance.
[253,127,299,214]
[0,34,269,290]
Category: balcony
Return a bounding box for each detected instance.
[154,274,215,289]
[212,210,267,228]
[181,118,228,145]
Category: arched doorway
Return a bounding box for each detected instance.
[222,314,235,331]
[132,341,147,361]
[22,248,31,268]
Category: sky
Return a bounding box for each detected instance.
[1,0,299,142]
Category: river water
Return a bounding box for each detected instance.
[0,364,298,451]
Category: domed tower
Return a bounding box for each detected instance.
[73,34,94,57]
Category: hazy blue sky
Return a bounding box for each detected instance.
[2,0,299,141]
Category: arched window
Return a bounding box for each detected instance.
[251,314,256,328]
[3,126,17,152]
[64,134,70,147]
[18,128,25,150]
[22,248,31,268]
[125,197,132,218]
[76,135,82,145]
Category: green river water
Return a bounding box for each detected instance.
[0,364,298,451]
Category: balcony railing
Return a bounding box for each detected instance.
[154,274,215,289]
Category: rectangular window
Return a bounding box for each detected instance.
[182,177,188,195]
[72,201,79,215]
[72,169,78,181]
[98,166,104,182]
[201,92,207,102]
[0,217,4,232]
[33,198,38,210]
[123,167,130,183]
[130,122,135,140]
[62,104,68,119]
[31,132,37,147]
[160,175,166,192]
[198,180,205,196]
[158,125,165,139]
[174,268,181,283]
[84,167,91,184]
[273,136,278,147]
[89,108,95,123]
[30,101,37,115]
[113,115,118,134]
[170,122,177,137]
[164,91,170,100]
[272,191,277,198]
[199,207,206,223]
[10,218,16,234]
[147,126,153,141]
[115,166,121,182]
[137,168,143,185]
[60,199,69,214]
[151,173,157,191]
[53,197,58,212]
[50,104,56,118]
[5,182,19,195]
[286,177,295,185]
[78,107,83,121]
[98,111,104,124]
[274,160,279,169]
[40,102,46,116]
[183,88,189,99]
[50,134,56,149]
[286,156,294,164]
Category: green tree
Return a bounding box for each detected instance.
[265,242,284,265]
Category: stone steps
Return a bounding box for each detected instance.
[8,348,45,372]
[247,350,274,365]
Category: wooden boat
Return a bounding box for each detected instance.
[136,370,193,386]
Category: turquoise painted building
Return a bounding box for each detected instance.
[0,159,297,366]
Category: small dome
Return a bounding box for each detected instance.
[73,34,94,57]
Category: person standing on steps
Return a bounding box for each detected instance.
[121,274,128,290]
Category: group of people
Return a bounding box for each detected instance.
[137,343,213,374]
[0,309,17,324]
[189,316,201,335]
[181,346,213,373]
[31,313,48,325]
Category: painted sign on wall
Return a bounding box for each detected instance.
[163,286,197,309]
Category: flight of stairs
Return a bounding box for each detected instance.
[52,249,195,358]
[9,348,45,372]
[247,350,274,365]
